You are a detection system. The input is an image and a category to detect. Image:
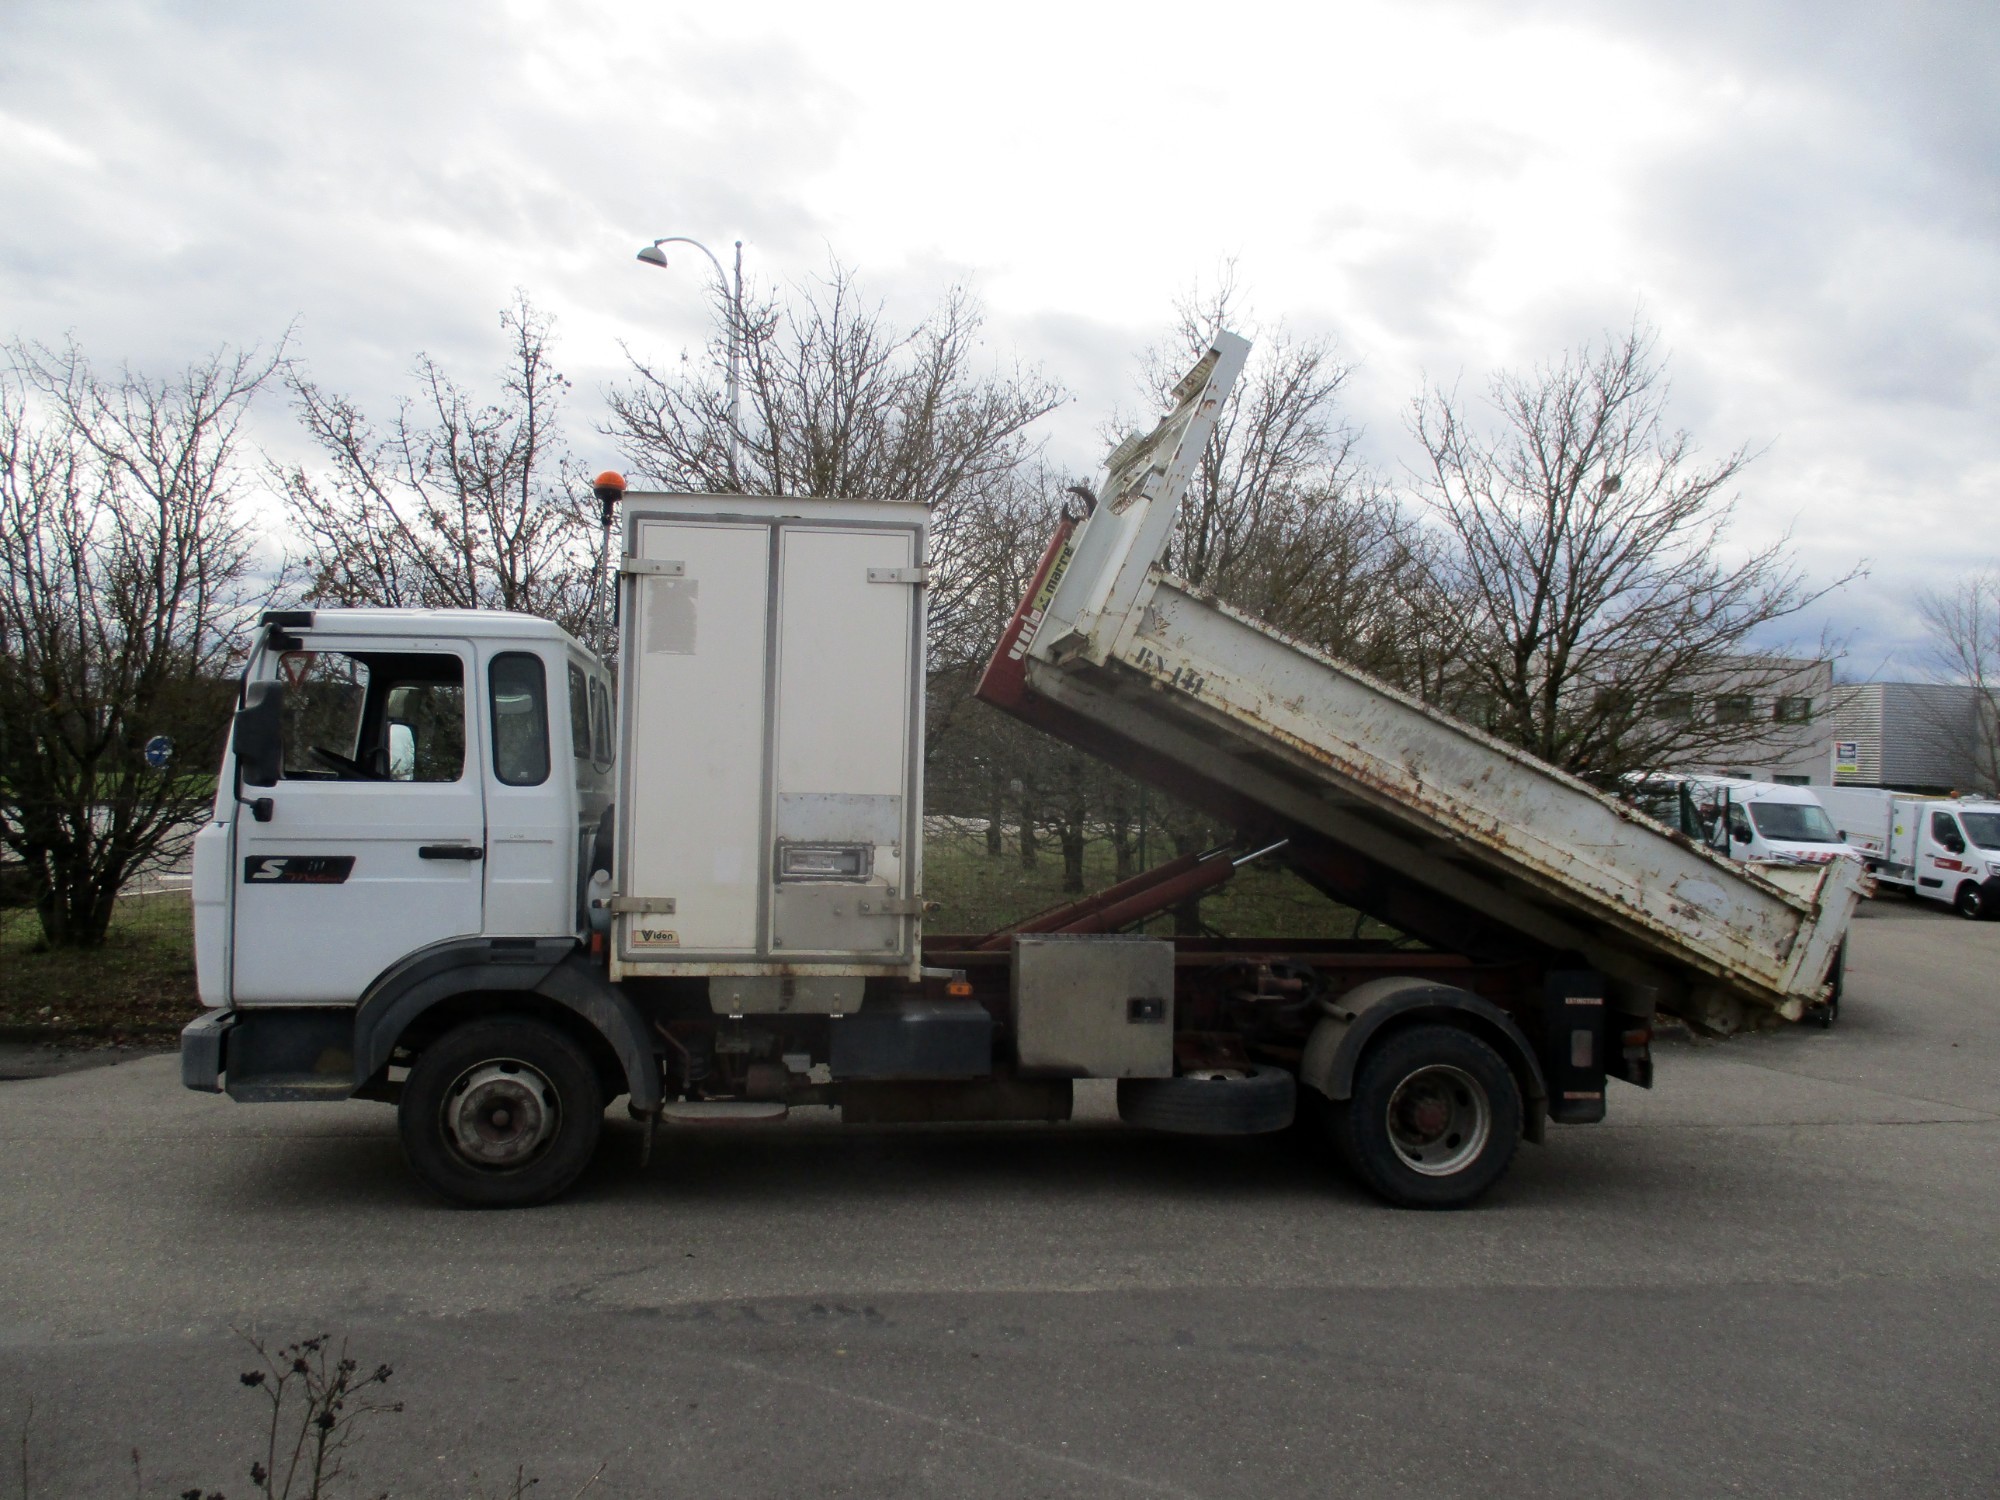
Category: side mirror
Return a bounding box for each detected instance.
[1732,826,1751,844]
[233,680,285,788]
[387,721,417,781]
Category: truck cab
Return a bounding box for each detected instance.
[193,610,614,1013]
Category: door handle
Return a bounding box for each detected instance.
[419,844,485,861]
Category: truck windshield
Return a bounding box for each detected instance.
[1748,801,1838,843]
[1960,812,2000,850]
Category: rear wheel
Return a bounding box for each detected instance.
[399,1018,604,1207]
[1326,1025,1521,1209]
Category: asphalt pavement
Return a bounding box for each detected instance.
[3,895,1998,1498]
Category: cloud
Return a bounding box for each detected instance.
[1,0,1992,675]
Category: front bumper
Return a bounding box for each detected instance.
[180,1008,236,1092]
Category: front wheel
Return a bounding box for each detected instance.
[1956,882,1991,921]
[1325,1025,1522,1209]
[399,1017,604,1207]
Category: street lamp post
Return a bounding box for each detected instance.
[636,235,745,483]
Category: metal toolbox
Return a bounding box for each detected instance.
[1010,934,1174,1079]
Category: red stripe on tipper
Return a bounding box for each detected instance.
[976,516,1077,711]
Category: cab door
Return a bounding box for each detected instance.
[1720,798,1757,861]
[1917,809,1973,905]
[231,640,485,1003]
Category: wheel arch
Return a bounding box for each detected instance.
[1300,977,1549,1144]
[352,938,660,1111]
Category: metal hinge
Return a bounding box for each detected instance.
[858,896,925,916]
[605,896,677,915]
[620,557,686,577]
[867,567,928,585]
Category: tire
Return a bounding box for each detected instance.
[1117,1064,1296,1136]
[1955,882,1985,921]
[1325,1024,1522,1209]
[399,1017,604,1207]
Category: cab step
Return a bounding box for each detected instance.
[660,1100,789,1124]
[225,1077,356,1103]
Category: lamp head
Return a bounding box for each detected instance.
[591,470,626,527]
[636,244,669,267]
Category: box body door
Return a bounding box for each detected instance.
[768,524,918,960]
[621,521,772,956]
[615,497,925,972]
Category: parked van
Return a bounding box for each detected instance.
[1626,775,1857,866]
[1814,787,2000,920]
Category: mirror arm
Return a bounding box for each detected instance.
[231,755,274,823]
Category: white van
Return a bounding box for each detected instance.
[1626,775,1858,867]
[1814,787,2000,920]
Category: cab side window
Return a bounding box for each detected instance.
[1932,812,1965,853]
[280,652,368,778]
[589,677,615,770]
[1727,805,1753,843]
[490,653,550,787]
[567,662,591,760]
[277,650,465,782]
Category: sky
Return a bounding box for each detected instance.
[2,0,1994,675]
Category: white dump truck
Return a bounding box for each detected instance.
[181,335,1863,1209]
[1815,786,2000,919]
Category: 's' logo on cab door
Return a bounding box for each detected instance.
[243,856,355,884]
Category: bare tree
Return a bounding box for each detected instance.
[1917,569,2000,793]
[611,261,1074,884]
[1410,323,1856,784]
[0,339,275,946]
[279,294,598,642]
[605,262,1064,679]
[924,463,1071,750]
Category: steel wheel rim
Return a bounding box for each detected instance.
[442,1058,560,1171]
[1385,1063,1490,1176]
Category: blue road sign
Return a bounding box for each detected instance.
[144,735,174,770]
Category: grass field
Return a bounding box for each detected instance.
[921,818,1404,943]
[0,890,200,1043]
